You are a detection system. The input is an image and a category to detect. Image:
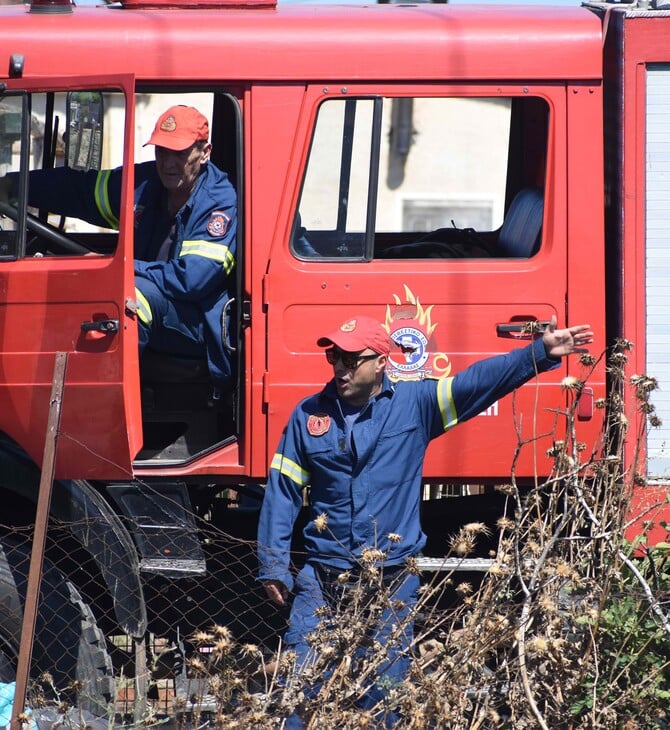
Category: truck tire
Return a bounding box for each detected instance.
[0,538,114,718]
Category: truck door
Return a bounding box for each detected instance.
[265,86,599,481]
[0,76,140,478]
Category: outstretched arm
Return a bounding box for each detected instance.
[435,318,595,434]
[542,315,594,360]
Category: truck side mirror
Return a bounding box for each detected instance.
[65,91,103,171]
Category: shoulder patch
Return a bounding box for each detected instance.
[307,414,331,437]
[207,210,231,238]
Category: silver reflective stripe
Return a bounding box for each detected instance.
[180,240,235,274]
[135,287,152,326]
[271,452,310,487]
[437,376,457,431]
[94,169,119,229]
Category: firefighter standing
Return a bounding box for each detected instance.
[257,314,593,726]
[0,105,237,387]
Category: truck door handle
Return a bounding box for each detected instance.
[81,319,119,333]
[222,297,236,353]
[496,320,551,339]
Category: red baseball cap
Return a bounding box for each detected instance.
[144,106,209,151]
[317,316,392,356]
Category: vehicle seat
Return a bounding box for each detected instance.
[496,187,544,258]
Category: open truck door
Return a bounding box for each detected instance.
[0,75,141,478]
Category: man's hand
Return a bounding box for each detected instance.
[263,579,289,607]
[543,315,594,359]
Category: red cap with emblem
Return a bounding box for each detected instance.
[144,105,210,151]
[317,316,392,356]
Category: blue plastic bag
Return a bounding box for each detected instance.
[0,683,34,728]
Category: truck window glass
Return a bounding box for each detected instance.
[293,95,548,261]
[294,98,374,259]
[0,90,125,258]
[0,95,24,259]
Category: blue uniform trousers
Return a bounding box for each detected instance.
[136,277,206,358]
[284,561,420,728]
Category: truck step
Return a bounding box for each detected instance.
[139,557,206,575]
[416,556,496,572]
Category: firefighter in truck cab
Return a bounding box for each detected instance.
[0,104,238,388]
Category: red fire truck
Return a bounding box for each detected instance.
[0,0,668,711]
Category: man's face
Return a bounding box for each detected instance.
[154,142,211,196]
[327,347,386,406]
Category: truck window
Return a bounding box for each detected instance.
[293,95,548,261]
[0,89,125,259]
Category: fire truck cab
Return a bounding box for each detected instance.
[0,0,607,486]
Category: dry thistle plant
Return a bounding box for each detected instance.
[176,338,668,729]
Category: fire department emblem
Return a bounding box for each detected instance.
[207,211,230,237]
[384,285,452,382]
[160,115,177,132]
[307,414,331,436]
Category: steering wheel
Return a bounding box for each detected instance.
[0,200,92,255]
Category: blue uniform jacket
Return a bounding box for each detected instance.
[20,161,237,385]
[257,338,559,591]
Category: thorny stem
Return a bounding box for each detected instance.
[508,427,557,727]
[515,487,577,730]
[509,360,605,730]
[572,480,670,638]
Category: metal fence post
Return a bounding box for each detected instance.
[12,352,68,730]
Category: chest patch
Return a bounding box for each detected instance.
[207,210,231,238]
[307,414,331,437]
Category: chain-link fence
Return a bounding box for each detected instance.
[0,512,276,725]
[0,483,500,727]
[2,478,669,728]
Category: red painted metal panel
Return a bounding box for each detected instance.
[616,11,670,532]
[0,4,602,84]
[0,1,607,484]
[119,0,276,7]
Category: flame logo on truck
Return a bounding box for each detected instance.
[384,285,452,382]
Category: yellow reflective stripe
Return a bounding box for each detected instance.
[135,287,153,326]
[93,170,119,229]
[437,376,457,431]
[180,240,235,274]
[271,452,310,487]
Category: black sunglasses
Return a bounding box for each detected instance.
[325,347,379,370]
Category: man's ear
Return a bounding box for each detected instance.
[200,142,212,164]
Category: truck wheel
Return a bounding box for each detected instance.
[0,538,115,718]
